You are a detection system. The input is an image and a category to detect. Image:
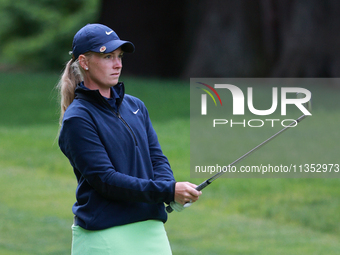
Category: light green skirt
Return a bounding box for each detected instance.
[71,220,172,255]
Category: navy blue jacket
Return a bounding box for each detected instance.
[58,82,176,230]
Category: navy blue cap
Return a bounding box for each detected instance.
[71,24,135,59]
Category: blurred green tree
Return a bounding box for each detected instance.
[0,0,100,71]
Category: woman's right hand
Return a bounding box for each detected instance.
[174,182,202,205]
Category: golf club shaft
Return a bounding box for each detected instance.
[166,114,307,213]
[203,114,307,184]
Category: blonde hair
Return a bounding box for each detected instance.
[56,58,84,125]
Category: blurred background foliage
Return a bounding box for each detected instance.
[1,0,340,79]
[0,0,100,71]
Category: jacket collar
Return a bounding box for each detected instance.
[75,82,125,108]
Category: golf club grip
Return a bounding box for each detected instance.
[166,204,174,213]
[196,180,210,191]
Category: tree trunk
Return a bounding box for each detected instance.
[270,0,340,77]
[183,0,268,78]
[99,0,340,78]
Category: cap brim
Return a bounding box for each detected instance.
[93,40,135,54]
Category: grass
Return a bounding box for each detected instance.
[0,72,339,254]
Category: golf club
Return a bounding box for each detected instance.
[166,92,312,213]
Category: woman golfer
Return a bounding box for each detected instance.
[57,23,201,254]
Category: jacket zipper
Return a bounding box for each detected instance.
[115,110,138,147]
[99,96,138,147]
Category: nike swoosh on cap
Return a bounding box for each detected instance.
[106,31,114,35]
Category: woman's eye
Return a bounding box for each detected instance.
[119,54,124,59]
[105,55,111,59]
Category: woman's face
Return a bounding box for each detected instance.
[82,48,123,94]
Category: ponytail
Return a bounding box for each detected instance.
[57,58,84,125]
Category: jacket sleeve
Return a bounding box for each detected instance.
[59,115,175,204]
[143,106,176,183]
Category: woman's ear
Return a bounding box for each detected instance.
[78,54,89,71]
